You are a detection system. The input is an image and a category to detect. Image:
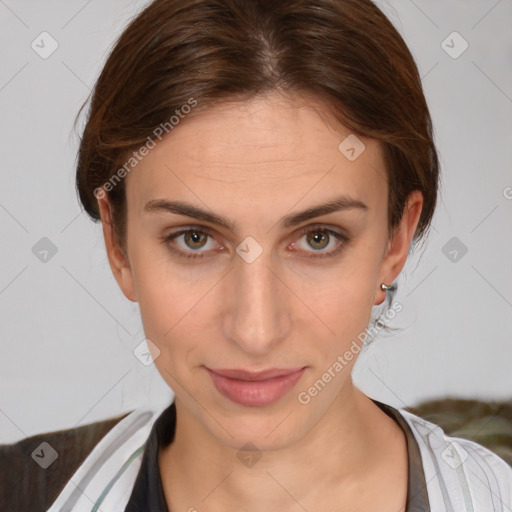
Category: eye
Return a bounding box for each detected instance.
[162,226,221,260]
[291,225,350,259]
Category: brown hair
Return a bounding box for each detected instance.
[75,0,439,258]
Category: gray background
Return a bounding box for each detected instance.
[1,0,511,443]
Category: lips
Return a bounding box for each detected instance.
[204,366,306,407]
[207,367,305,381]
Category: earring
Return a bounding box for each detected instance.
[380,283,393,291]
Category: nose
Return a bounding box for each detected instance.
[222,245,290,356]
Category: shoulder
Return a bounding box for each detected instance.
[0,411,132,512]
[398,407,512,510]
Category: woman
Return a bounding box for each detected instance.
[2,0,511,510]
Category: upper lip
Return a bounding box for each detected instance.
[206,367,305,381]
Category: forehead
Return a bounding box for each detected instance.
[125,92,388,221]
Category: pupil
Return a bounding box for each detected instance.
[309,230,327,250]
[187,231,205,248]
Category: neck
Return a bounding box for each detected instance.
[158,382,404,511]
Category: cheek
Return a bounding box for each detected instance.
[133,270,198,387]
[129,248,216,369]
[310,277,374,348]
[128,244,184,342]
[299,243,383,350]
[135,274,191,344]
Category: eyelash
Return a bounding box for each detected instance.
[161,225,350,261]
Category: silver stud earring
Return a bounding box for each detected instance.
[380,283,393,291]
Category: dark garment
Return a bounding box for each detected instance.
[0,411,131,512]
[125,398,431,511]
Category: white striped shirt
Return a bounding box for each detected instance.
[47,401,512,512]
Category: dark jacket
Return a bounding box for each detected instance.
[0,412,130,512]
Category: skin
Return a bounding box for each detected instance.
[98,90,423,511]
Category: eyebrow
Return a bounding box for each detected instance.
[143,195,368,232]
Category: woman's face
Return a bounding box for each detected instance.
[100,91,422,450]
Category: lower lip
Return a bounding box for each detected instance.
[205,367,306,407]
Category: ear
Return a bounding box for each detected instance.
[97,192,137,303]
[374,190,423,305]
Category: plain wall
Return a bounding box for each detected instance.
[1,0,511,443]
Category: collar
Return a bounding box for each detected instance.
[124,398,430,511]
